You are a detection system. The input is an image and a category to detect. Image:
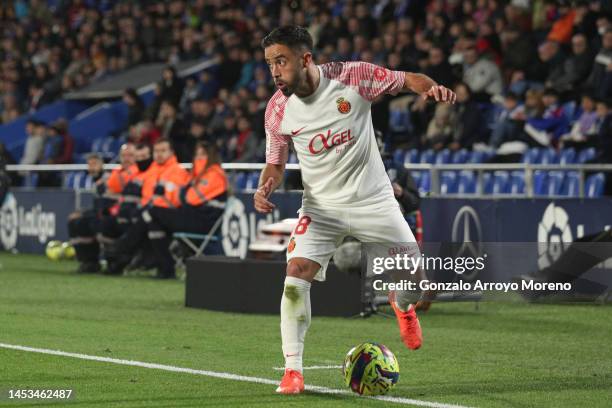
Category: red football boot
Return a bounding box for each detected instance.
[389,291,423,350]
[276,368,304,394]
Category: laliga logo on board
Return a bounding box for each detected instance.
[0,193,18,250]
[0,193,56,250]
[308,129,354,154]
[537,203,572,269]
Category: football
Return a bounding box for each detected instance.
[61,242,76,260]
[45,240,64,261]
[343,342,399,395]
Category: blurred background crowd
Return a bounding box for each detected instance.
[1,0,611,171]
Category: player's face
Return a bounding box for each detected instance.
[264,44,306,97]
[153,142,172,164]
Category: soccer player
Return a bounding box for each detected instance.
[253,26,456,394]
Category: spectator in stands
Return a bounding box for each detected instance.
[586,29,612,98]
[179,77,201,113]
[235,116,260,162]
[524,88,569,146]
[527,40,564,84]
[198,70,220,101]
[500,25,536,75]
[561,93,600,149]
[490,91,526,149]
[123,88,144,128]
[1,94,21,124]
[19,119,46,185]
[447,82,488,150]
[157,66,183,108]
[423,104,453,151]
[593,98,612,163]
[423,47,457,88]
[462,45,503,101]
[546,33,594,96]
[155,100,187,162]
[183,118,208,162]
[37,119,74,187]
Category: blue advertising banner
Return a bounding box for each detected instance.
[3,189,612,281]
[0,190,74,253]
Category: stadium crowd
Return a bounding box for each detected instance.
[1,0,611,169]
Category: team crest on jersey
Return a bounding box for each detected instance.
[287,237,296,253]
[336,97,351,114]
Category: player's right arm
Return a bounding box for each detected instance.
[255,92,289,214]
[254,163,284,213]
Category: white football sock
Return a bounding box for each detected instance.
[280,276,311,373]
[394,289,417,312]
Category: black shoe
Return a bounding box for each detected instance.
[105,255,132,275]
[76,262,101,274]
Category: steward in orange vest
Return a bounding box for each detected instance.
[144,141,228,278]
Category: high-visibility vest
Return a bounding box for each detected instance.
[141,155,190,208]
[184,159,228,206]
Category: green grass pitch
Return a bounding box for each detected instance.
[0,253,611,407]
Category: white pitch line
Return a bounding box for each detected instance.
[0,342,472,408]
[273,365,342,371]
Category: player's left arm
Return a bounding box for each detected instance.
[403,73,456,104]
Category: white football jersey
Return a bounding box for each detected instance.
[265,61,405,209]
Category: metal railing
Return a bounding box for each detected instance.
[5,162,612,198]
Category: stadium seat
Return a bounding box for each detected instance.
[392,149,404,165]
[419,149,435,164]
[533,171,549,196]
[577,147,596,164]
[539,148,558,164]
[410,171,422,187]
[468,151,487,163]
[508,171,525,194]
[403,149,419,167]
[456,171,476,194]
[558,148,576,165]
[418,171,431,193]
[585,173,605,198]
[544,171,564,196]
[521,148,541,164]
[435,149,451,164]
[91,138,105,152]
[234,172,247,190]
[489,171,510,194]
[560,171,580,197]
[440,171,458,194]
[245,172,260,191]
[452,149,469,164]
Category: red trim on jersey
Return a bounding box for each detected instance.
[264,90,289,165]
[320,61,405,102]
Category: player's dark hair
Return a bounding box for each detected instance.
[261,25,313,52]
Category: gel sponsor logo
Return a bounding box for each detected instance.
[308,129,354,154]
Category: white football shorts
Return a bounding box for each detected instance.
[286,201,417,281]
